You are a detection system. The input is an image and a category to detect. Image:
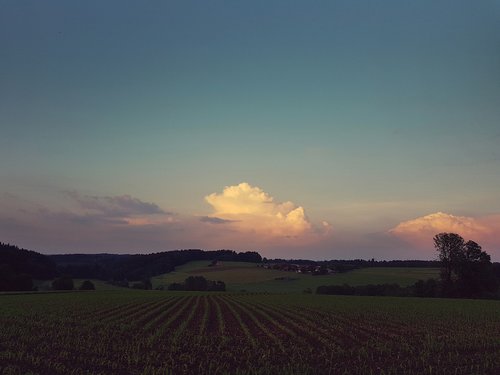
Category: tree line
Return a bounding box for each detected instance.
[264,258,440,273]
[317,233,500,299]
[0,243,57,291]
[0,242,261,291]
[167,276,226,292]
[52,249,262,282]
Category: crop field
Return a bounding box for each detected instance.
[1,291,499,375]
[152,261,440,293]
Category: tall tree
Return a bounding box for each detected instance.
[433,233,497,298]
[433,233,465,291]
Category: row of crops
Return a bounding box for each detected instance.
[1,291,499,374]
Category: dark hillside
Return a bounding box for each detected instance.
[0,242,58,291]
[51,250,262,281]
[0,242,57,279]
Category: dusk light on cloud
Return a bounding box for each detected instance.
[204,183,315,238]
[390,212,499,251]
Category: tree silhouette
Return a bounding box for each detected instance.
[433,233,465,288]
[52,276,74,291]
[433,233,497,298]
[79,280,95,290]
[168,276,225,291]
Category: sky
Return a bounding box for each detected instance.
[1,1,500,260]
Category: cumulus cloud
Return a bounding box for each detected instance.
[204,182,314,238]
[389,212,495,249]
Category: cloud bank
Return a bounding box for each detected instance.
[0,191,181,253]
[66,191,168,217]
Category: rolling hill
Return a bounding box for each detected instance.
[153,260,440,293]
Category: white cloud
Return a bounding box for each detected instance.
[204,182,313,238]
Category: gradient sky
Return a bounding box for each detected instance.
[1,1,500,259]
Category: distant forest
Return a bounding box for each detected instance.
[0,242,260,291]
[51,249,262,281]
[264,258,441,272]
[0,243,58,291]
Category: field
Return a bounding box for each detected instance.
[152,261,440,293]
[1,290,499,375]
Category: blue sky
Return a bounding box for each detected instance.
[1,1,499,259]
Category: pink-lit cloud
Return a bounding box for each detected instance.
[65,191,175,226]
[0,191,180,253]
[389,212,500,257]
